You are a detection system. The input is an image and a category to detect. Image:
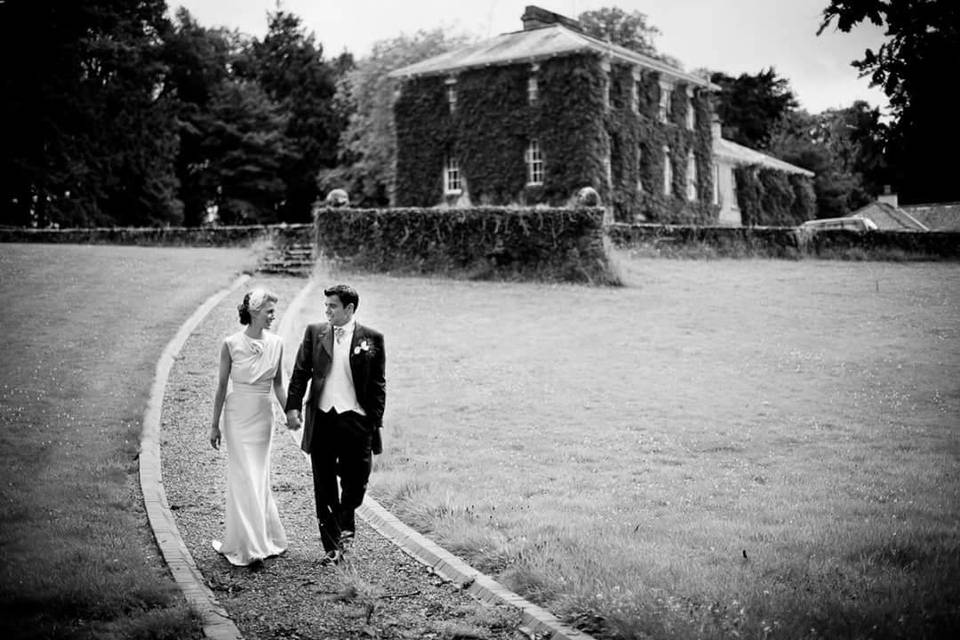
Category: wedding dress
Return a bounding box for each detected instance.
[212,330,288,566]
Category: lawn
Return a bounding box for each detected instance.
[287,254,960,639]
[0,244,254,639]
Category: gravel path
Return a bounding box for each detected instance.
[160,275,528,640]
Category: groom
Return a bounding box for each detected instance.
[286,284,386,566]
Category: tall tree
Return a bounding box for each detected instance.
[711,68,799,150]
[201,80,290,224]
[244,11,345,221]
[164,9,233,225]
[577,7,661,57]
[325,29,471,206]
[0,0,182,227]
[819,0,960,203]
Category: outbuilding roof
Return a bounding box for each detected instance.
[389,23,718,90]
[713,137,815,177]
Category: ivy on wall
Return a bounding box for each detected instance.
[605,64,717,223]
[735,164,816,226]
[393,54,813,226]
[393,53,713,222]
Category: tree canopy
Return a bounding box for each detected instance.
[577,7,660,57]
[710,68,799,150]
[819,0,960,204]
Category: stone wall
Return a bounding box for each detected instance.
[606,223,960,259]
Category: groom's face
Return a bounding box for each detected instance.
[325,295,354,327]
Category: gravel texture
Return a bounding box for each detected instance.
[160,275,528,640]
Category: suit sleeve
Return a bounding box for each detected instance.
[285,325,313,412]
[369,332,386,429]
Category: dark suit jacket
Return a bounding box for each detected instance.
[286,322,386,454]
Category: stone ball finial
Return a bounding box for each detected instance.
[325,188,349,208]
[575,186,601,207]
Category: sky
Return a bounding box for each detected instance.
[170,0,890,115]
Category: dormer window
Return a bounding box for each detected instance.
[446,77,457,114]
[659,80,673,123]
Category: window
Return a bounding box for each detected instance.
[663,145,673,196]
[632,81,640,114]
[444,156,462,194]
[446,77,457,113]
[713,163,720,205]
[525,139,544,185]
[637,145,644,193]
[659,81,673,123]
[528,76,538,104]
[686,151,698,201]
[686,89,696,130]
[731,169,739,209]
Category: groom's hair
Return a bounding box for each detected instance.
[324,284,359,311]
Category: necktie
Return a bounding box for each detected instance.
[334,326,345,343]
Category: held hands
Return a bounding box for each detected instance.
[209,425,221,450]
[285,409,302,431]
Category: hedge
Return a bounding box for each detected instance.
[312,206,619,284]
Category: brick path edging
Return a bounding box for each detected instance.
[140,274,250,640]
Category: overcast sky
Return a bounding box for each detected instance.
[170,0,889,114]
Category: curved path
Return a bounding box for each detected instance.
[141,273,593,640]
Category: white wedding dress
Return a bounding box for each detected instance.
[212,330,288,566]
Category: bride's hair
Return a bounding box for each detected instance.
[238,288,278,325]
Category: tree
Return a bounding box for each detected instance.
[201,81,290,224]
[819,0,960,203]
[325,29,472,206]
[243,11,345,221]
[577,7,661,57]
[711,68,799,150]
[164,9,234,225]
[0,0,182,227]
[768,105,885,218]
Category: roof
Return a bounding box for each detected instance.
[713,137,814,177]
[900,202,960,231]
[848,202,928,231]
[388,23,718,89]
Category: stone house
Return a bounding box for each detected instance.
[389,5,813,225]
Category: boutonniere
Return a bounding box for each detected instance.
[353,339,373,355]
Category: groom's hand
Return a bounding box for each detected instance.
[285,409,302,431]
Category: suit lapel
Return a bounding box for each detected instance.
[350,324,365,393]
[319,323,333,358]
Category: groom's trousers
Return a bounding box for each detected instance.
[310,408,373,552]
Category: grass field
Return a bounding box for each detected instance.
[289,253,960,639]
[0,244,253,639]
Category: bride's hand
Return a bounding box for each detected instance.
[209,426,221,450]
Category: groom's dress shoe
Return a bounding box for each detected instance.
[318,549,343,567]
[340,530,355,545]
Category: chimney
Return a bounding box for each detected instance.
[521,5,583,32]
[877,184,898,208]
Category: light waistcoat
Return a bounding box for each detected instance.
[319,320,366,415]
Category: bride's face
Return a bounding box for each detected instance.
[250,301,276,330]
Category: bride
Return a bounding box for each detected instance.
[209,288,289,566]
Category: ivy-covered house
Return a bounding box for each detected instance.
[389,5,815,225]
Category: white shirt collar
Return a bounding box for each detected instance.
[333,319,356,334]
